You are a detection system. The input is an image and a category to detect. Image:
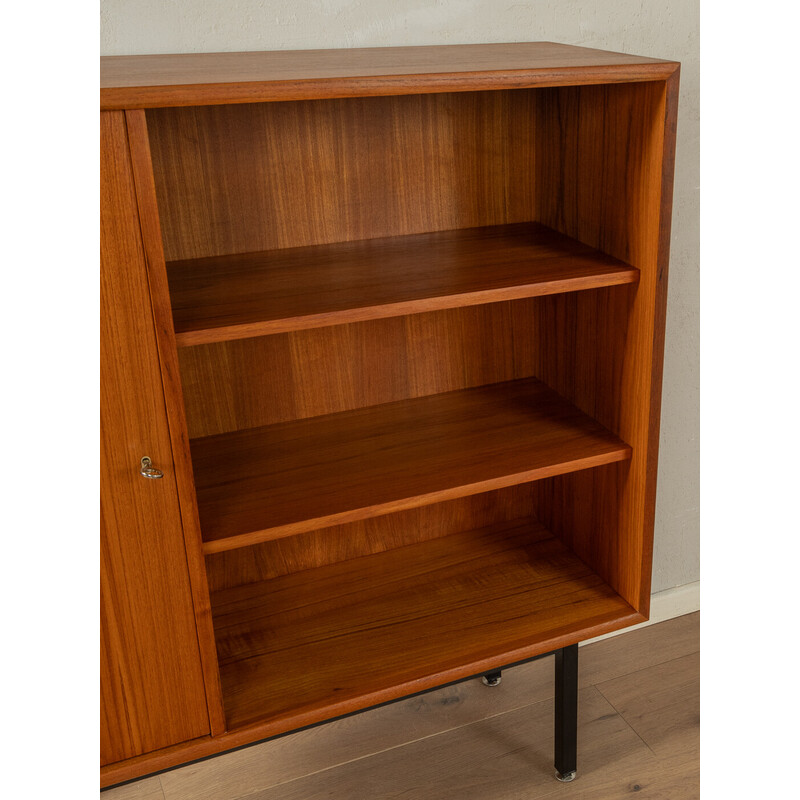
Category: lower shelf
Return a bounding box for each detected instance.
[210,516,638,734]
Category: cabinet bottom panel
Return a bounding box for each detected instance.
[210,515,639,733]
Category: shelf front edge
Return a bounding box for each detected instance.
[174,268,639,347]
[200,447,631,554]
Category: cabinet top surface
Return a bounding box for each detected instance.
[100,41,678,109]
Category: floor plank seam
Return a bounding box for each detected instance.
[178,689,568,800]
[585,641,700,687]
[592,683,658,759]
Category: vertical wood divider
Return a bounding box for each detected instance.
[124,109,227,736]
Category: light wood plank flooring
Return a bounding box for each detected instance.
[103,612,699,800]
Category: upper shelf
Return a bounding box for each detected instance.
[192,377,631,554]
[168,222,638,346]
[100,42,678,109]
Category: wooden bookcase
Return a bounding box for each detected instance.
[100,42,679,788]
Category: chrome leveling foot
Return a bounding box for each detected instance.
[481,670,502,687]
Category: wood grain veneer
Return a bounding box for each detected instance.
[100,111,210,763]
[210,517,639,732]
[204,486,538,592]
[146,91,536,261]
[192,377,631,553]
[177,301,541,439]
[100,42,677,109]
[168,222,637,345]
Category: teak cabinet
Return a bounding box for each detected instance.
[100,42,679,789]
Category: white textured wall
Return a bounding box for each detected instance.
[101,1,700,596]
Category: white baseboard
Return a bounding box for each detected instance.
[582,580,700,646]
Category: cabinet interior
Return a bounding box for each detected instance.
[144,80,666,734]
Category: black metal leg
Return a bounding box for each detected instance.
[481,669,502,687]
[554,644,578,782]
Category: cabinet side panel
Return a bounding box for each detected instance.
[101,110,210,764]
[146,91,536,261]
[533,79,676,612]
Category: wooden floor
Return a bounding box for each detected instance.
[103,612,699,800]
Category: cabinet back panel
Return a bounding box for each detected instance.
[205,485,538,592]
[147,91,536,262]
[179,300,541,438]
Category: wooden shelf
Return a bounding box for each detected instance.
[168,223,638,345]
[211,517,639,733]
[192,377,631,553]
